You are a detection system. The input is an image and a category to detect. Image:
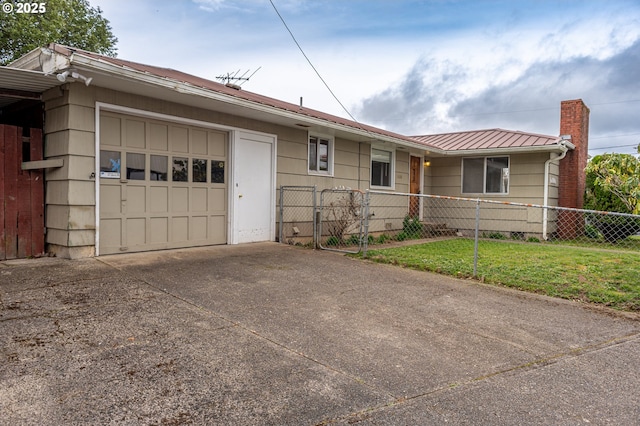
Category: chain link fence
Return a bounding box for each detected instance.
[279,186,640,263]
[317,189,366,253]
[278,186,366,253]
[278,186,317,246]
[367,190,640,273]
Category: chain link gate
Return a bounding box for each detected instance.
[318,189,367,253]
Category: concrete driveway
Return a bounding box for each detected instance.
[1,242,639,425]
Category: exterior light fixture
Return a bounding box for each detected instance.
[71,71,92,86]
[423,160,431,167]
[55,70,93,86]
[56,70,70,82]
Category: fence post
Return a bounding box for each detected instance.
[474,198,480,278]
[278,186,284,243]
[312,186,317,249]
[362,191,370,257]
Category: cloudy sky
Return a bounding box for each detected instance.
[92,0,640,156]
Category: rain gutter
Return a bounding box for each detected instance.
[542,138,573,239]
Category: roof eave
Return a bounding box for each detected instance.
[61,53,438,151]
[442,142,574,157]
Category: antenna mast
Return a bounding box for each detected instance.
[216,67,262,89]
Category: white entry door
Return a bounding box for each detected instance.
[231,131,276,243]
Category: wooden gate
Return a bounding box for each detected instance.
[0,125,45,260]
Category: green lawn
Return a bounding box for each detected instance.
[362,239,640,311]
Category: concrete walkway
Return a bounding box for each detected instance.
[1,242,639,425]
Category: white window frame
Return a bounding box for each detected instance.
[370,146,395,189]
[461,156,510,195]
[307,134,334,176]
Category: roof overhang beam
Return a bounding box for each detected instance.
[0,88,42,100]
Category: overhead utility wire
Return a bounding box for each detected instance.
[268,0,375,137]
[451,99,640,119]
[590,143,639,151]
[591,132,640,140]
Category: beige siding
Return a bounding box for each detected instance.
[41,80,560,257]
[395,150,410,193]
[427,157,460,196]
[426,153,557,206]
[419,152,561,239]
[44,83,417,256]
[45,130,95,157]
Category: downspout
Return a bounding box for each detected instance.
[543,140,571,239]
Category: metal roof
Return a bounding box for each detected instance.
[411,128,567,153]
[0,67,63,108]
[31,44,430,150]
[4,45,571,156]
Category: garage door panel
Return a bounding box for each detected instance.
[127,186,146,213]
[208,188,226,212]
[101,116,121,146]
[172,216,188,241]
[192,129,207,155]
[150,123,168,151]
[150,187,168,213]
[210,215,226,243]
[209,131,226,156]
[100,112,229,255]
[126,119,145,149]
[191,216,208,240]
[171,126,189,153]
[126,218,146,246]
[150,217,168,243]
[192,187,208,212]
[101,185,122,214]
[100,218,122,247]
[172,187,189,212]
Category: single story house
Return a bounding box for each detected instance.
[0,44,588,258]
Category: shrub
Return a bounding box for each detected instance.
[584,223,601,240]
[486,232,506,240]
[347,234,361,246]
[402,215,423,237]
[325,236,340,246]
[376,234,391,244]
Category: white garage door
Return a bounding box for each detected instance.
[98,112,228,255]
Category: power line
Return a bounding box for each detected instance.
[268,0,373,136]
[590,143,639,151]
[591,132,640,140]
[451,99,640,119]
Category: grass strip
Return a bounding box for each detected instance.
[362,239,640,311]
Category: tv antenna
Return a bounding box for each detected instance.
[216,67,261,89]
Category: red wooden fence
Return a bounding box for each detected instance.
[0,125,45,260]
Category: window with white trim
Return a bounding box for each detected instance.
[371,148,394,188]
[462,156,509,194]
[308,135,333,175]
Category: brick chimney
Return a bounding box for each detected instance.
[557,99,590,238]
[558,99,590,209]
